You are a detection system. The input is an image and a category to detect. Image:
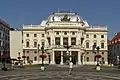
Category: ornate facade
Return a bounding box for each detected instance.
[13,11,108,65]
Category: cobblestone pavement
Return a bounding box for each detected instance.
[0,69,120,80]
[0,65,120,80]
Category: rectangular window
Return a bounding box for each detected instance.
[63,37,68,45]
[42,34,44,37]
[93,35,96,38]
[26,42,29,47]
[101,35,104,38]
[71,37,76,45]
[55,37,60,45]
[34,34,37,37]
[47,37,51,45]
[94,56,96,61]
[27,56,29,61]
[86,34,89,38]
[34,42,37,47]
[34,57,37,61]
[27,51,29,53]
[26,34,29,37]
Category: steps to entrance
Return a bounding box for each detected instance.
[56,65,81,68]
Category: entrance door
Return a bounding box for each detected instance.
[63,51,69,64]
[55,51,61,64]
[72,51,78,64]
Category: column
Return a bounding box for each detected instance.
[83,54,85,64]
[60,51,63,65]
[78,51,81,65]
[51,31,54,46]
[60,37,63,45]
[50,50,55,64]
[70,51,72,61]
[68,36,71,46]
[77,31,81,45]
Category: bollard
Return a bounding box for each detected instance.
[96,66,100,70]
[41,66,45,70]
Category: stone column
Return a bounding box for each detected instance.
[50,50,55,64]
[60,37,63,45]
[78,51,81,65]
[82,54,85,65]
[77,31,81,45]
[51,31,54,46]
[68,36,71,46]
[60,51,63,65]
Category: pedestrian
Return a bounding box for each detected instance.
[69,61,73,75]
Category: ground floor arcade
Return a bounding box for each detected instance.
[15,49,108,65]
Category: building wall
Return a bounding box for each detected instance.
[11,12,108,65]
[10,31,22,59]
[0,19,11,57]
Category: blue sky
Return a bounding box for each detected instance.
[0,0,120,39]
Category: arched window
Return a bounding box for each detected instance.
[101,43,104,48]
[26,42,29,47]
[34,42,37,47]
[86,42,89,48]
[86,57,89,62]
[41,39,45,46]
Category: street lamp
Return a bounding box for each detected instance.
[40,44,46,70]
[22,52,26,64]
[93,45,101,70]
[17,52,21,65]
[64,44,72,64]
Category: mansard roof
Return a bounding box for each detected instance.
[109,32,120,45]
[46,11,88,23]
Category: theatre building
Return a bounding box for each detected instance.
[10,11,108,65]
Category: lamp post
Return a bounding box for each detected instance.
[64,44,72,64]
[17,52,21,65]
[93,45,101,70]
[40,44,46,70]
[22,52,26,64]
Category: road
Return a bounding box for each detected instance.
[0,65,120,80]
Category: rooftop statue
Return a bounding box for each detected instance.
[61,14,70,21]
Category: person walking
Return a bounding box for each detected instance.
[69,61,73,75]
